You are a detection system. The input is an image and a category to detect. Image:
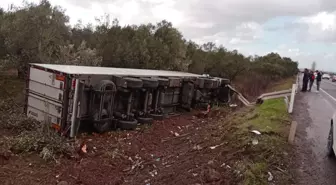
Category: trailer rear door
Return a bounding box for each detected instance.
[26,66,66,130]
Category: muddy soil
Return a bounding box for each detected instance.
[1,110,243,185]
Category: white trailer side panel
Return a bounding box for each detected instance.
[26,66,66,129]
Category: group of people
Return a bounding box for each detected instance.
[302,68,322,92]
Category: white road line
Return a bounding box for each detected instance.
[320,88,336,103]
[323,80,336,87]
[322,95,335,110]
[312,83,336,103]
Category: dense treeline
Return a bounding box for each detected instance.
[0,0,298,97]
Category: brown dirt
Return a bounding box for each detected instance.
[1,110,243,185]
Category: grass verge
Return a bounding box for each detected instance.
[218,77,295,185]
[220,99,292,185]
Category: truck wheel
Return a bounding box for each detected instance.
[141,78,159,88]
[124,77,143,89]
[93,109,111,133]
[196,78,205,88]
[94,80,117,104]
[137,117,153,124]
[94,80,116,91]
[150,114,164,121]
[94,121,111,133]
[155,77,169,87]
[327,120,334,157]
[204,78,214,89]
[119,119,138,130]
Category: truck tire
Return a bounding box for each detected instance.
[141,78,159,88]
[119,119,138,130]
[204,78,214,89]
[155,77,169,87]
[93,109,111,133]
[94,121,111,133]
[150,113,164,121]
[124,77,143,89]
[137,117,153,124]
[327,119,334,157]
[168,77,182,87]
[94,80,116,91]
[196,78,205,88]
[221,79,230,85]
[94,80,116,104]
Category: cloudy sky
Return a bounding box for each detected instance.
[1,0,336,71]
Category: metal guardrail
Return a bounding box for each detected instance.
[227,85,254,106]
[228,75,299,114]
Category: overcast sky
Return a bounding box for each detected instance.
[1,0,336,71]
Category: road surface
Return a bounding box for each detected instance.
[294,78,336,185]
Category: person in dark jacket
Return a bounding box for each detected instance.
[308,70,315,91]
[316,70,322,92]
[302,68,309,92]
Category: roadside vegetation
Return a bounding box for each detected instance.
[0,1,298,185]
[217,77,295,185]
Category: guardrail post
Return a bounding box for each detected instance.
[288,84,296,113]
[284,96,289,109]
[295,74,299,94]
[288,121,298,144]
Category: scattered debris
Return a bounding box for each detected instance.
[208,160,214,165]
[204,168,221,182]
[251,130,261,135]
[268,171,274,181]
[229,104,238,107]
[275,166,286,173]
[149,169,158,177]
[252,139,259,145]
[80,143,87,154]
[210,143,224,149]
[193,145,202,150]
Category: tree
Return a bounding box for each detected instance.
[0,0,298,85]
[0,0,69,78]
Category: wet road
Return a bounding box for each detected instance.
[294,78,336,185]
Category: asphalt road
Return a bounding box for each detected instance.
[294,78,336,185]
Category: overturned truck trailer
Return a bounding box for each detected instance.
[24,63,232,137]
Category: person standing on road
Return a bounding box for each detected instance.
[316,70,322,92]
[308,70,315,92]
[302,68,309,92]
